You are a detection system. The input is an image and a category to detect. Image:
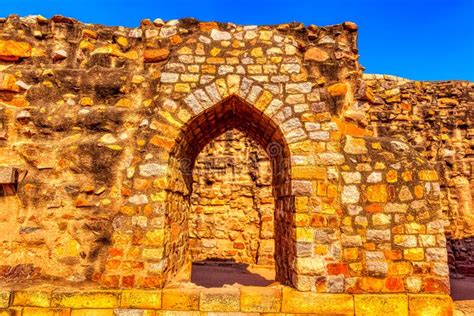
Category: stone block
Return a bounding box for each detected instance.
[121,290,161,309]
[240,286,282,312]
[0,292,10,308]
[51,291,120,308]
[282,288,353,314]
[355,294,408,316]
[199,288,240,312]
[12,290,51,307]
[161,288,199,310]
[22,308,70,316]
[70,310,114,316]
[408,294,453,316]
[114,310,155,316]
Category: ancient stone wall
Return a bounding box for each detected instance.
[359,74,474,276]
[190,129,275,265]
[0,14,450,294]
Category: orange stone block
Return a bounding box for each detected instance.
[143,48,170,63]
[423,278,449,293]
[386,169,398,183]
[327,263,350,277]
[365,203,382,213]
[384,277,406,292]
[327,82,348,97]
[199,21,219,32]
[0,39,32,61]
[366,184,388,203]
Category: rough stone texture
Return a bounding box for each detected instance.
[361,74,474,277]
[0,15,454,295]
[190,130,274,265]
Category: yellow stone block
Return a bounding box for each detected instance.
[13,290,51,307]
[404,248,425,261]
[199,288,240,312]
[282,288,353,314]
[418,170,439,181]
[293,166,327,180]
[408,294,453,316]
[70,310,114,316]
[251,47,264,57]
[22,308,70,316]
[215,78,228,98]
[162,288,200,310]
[0,291,10,308]
[296,227,313,242]
[121,290,161,309]
[226,74,240,95]
[295,196,309,213]
[142,248,164,260]
[0,309,20,316]
[174,83,190,93]
[255,90,273,111]
[240,286,282,313]
[51,291,120,308]
[354,294,408,316]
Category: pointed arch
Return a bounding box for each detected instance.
[162,87,297,287]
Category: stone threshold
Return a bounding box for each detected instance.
[0,286,453,315]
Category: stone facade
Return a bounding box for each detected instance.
[0,14,461,298]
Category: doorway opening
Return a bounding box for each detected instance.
[189,129,275,287]
[163,95,294,288]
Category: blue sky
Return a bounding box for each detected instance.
[1,0,473,81]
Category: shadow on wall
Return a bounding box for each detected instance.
[191,260,274,288]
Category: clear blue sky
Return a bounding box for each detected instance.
[1,0,473,81]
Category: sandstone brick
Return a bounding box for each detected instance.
[161,288,199,310]
[408,294,453,316]
[121,290,161,309]
[282,288,353,314]
[12,290,51,307]
[22,308,70,316]
[0,292,10,308]
[240,286,282,312]
[199,288,240,312]
[354,294,408,316]
[70,310,114,316]
[51,291,120,308]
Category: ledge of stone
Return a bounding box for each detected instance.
[0,286,454,315]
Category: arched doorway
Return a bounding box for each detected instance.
[163,95,295,286]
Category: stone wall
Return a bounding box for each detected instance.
[190,129,275,265]
[0,14,451,294]
[359,74,474,276]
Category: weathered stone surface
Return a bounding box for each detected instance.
[0,39,32,60]
[162,288,199,310]
[121,290,161,309]
[240,286,282,312]
[408,294,453,316]
[282,288,354,314]
[144,49,170,62]
[355,294,408,316]
[51,291,120,308]
[199,288,240,312]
